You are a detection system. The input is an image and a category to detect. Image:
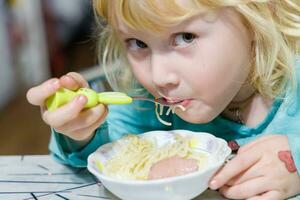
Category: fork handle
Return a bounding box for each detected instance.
[46,88,132,111]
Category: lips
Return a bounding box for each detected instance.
[180,99,192,107]
[165,98,184,104]
[164,98,192,107]
[163,97,184,104]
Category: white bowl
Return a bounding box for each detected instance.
[87,130,231,200]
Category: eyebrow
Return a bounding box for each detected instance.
[116,26,140,38]
[116,28,144,40]
[116,12,213,39]
[117,29,129,36]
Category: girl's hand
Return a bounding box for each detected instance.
[26,72,108,142]
[209,135,300,200]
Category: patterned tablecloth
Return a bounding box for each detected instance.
[0,155,229,200]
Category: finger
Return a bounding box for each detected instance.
[56,104,107,133]
[219,177,270,199]
[246,191,281,200]
[59,75,81,90]
[26,78,61,106]
[238,140,260,154]
[43,95,87,127]
[64,109,108,141]
[209,150,260,190]
[226,161,263,186]
[61,72,89,89]
[238,135,278,154]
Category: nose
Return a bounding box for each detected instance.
[151,52,180,90]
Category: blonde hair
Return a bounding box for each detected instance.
[93,0,300,99]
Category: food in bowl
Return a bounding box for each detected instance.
[87,130,231,200]
[95,134,208,181]
[148,155,199,180]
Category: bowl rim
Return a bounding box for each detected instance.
[87,129,231,185]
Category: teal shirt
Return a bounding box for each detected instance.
[49,60,300,176]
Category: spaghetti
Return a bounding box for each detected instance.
[100,134,207,180]
[155,103,186,126]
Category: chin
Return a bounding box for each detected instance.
[175,111,216,124]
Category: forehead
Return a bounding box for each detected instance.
[110,0,210,34]
[116,11,218,37]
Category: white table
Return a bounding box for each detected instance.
[0,155,227,200]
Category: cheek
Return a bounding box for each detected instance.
[188,32,251,100]
[127,56,155,93]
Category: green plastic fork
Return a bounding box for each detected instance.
[46,88,132,111]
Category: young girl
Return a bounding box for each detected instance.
[27,0,300,199]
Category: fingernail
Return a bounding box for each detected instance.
[209,179,218,190]
[52,79,60,89]
[62,75,71,81]
[77,95,87,104]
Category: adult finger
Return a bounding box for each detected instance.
[219,177,271,199]
[26,78,61,106]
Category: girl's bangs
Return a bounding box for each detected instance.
[111,0,209,33]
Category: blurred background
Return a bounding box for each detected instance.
[0,0,108,154]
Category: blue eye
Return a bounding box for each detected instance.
[173,33,196,46]
[126,39,148,50]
